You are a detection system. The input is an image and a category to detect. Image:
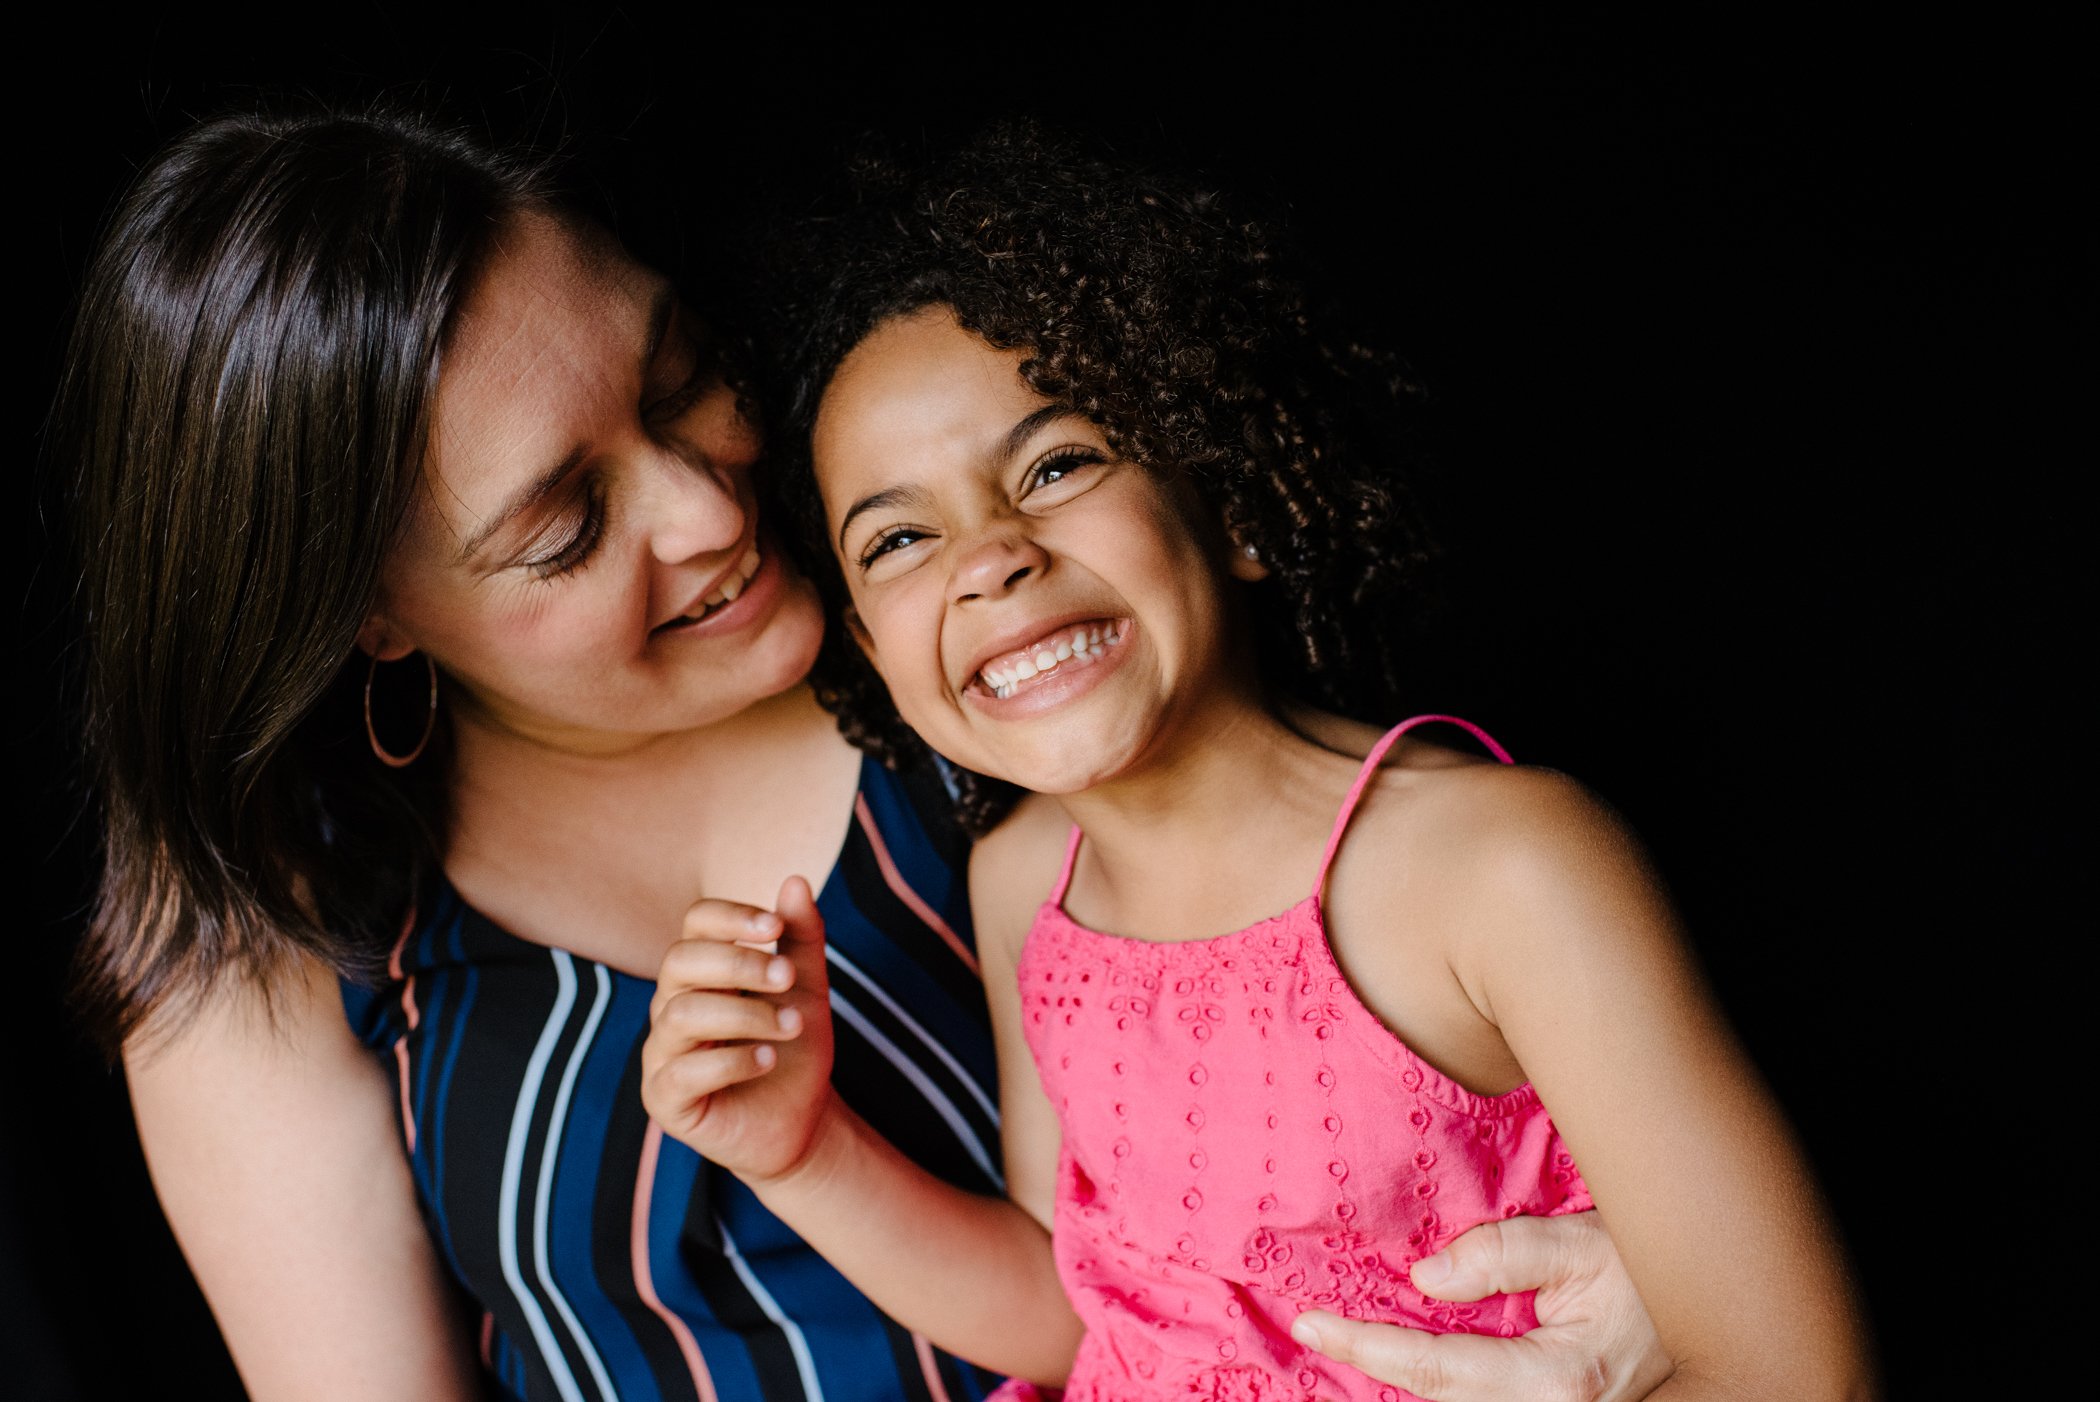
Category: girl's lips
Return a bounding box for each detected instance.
[971,619,1128,698]
[652,538,783,640]
[964,618,1136,716]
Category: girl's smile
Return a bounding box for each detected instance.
[814,307,1263,795]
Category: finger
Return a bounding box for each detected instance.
[1410,1212,1602,1303]
[681,897,785,945]
[774,876,830,987]
[651,988,805,1047]
[1290,1312,1551,1402]
[642,1041,778,1131]
[650,941,795,1018]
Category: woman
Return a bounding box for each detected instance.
[58,102,1665,1401]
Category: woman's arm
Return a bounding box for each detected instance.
[641,862,1080,1383]
[1434,767,1875,1400]
[125,952,481,1401]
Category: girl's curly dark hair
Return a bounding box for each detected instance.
[773,124,1436,836]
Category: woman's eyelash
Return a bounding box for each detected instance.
[525,480,606,580]
[647,329,725,421]
[648,362,714,421]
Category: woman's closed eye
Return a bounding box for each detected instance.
[520,478,608,580]
[646,345,723,425]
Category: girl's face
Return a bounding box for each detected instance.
[814,307,1263,794]
[364,212,823,752]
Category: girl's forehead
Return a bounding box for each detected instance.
[813,309,1045,489]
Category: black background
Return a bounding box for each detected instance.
[12,8,2077,1398]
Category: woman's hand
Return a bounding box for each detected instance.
[641,876,838,1184]
[1290,1212,1672,1402]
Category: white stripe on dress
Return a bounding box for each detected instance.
[497,949,588,1402]
[826,944,1000,1126]
[828,989,1004,1190]
[533,959,618,1400]
[718,1215,827,1402]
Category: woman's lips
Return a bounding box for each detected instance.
[652,540,779,639]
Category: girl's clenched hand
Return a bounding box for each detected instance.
[641,876,838,1184]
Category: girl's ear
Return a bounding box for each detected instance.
[1226,532,1272,583]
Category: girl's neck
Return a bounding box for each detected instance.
[1054,697,1383,942]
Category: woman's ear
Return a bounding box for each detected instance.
[356,611,417,663]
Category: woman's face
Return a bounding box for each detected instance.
[363,212,822,753]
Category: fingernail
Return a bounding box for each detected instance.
[750,912,781,934]
[1289,1313,1323,1348]
[752,1044,776,1069]
[776,1006,801,1035]
[1411,1251,1453,1289]
[767,956,791,987]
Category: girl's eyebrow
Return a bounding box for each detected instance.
[836,483,933,552]
[832,405,1087,552]
[999,405,1084,462]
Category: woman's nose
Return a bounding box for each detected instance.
[641,443,746,565]
[949,527,1051,603]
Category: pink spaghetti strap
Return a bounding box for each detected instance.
[1048,824,1087,905]
[1310,714,1514,899]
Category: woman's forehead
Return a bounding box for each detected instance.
[423,214,664,535]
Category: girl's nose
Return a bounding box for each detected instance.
[642,443,746,565]
[950,527,1051,603]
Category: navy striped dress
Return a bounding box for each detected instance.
[342,756,1009,1402]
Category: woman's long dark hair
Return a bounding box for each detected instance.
[56,105,549,1049]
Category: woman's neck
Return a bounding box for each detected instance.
[440,683,863,973]
[1053,698,1385,942]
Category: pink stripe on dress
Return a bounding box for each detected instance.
[855,794,979,974]
[631,1122,719,1402]
[390,909,422,1150]
[392,1036,417,1154]
[911,1332,956,1402]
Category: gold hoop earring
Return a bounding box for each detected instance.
[365,652,438,768]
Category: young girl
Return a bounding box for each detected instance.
[642,130,1872,1400]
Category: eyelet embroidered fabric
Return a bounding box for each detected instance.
[1007,717,1592,1402]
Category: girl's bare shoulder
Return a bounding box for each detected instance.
[1353,746,1664,939]
[968,792,1074,953]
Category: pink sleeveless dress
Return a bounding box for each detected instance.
[1013,717,1592,1402]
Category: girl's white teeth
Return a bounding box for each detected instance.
[982,624,1123,698]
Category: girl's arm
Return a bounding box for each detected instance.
[1427,767,1876,1400]
[126,953,483,1401]
[641,856,1080,1383]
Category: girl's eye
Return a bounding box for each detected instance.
[858,526,935,571]
[1025,447,1105,496]
[522,479,607,580]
